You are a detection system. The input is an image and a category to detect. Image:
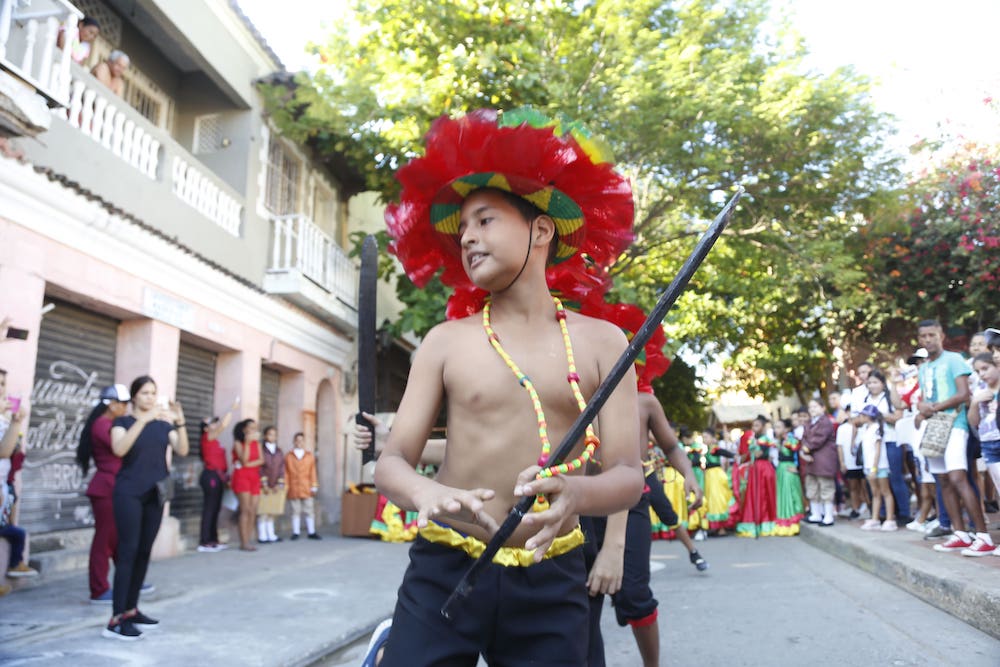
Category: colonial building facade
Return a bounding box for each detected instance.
[0,0,372,561]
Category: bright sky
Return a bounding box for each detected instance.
[239,0,1000,152]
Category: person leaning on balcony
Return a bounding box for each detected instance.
[57,16,100,65]
[92,50,129,96]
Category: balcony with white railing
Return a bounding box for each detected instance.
[0,0,79,107]
[263,213,359,331]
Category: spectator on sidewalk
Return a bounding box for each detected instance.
[802,398,839,526]
[286,433,320,540]
[914,321,994,557]
[56,16,100,65]
[91,50,129,96]
[863,369,910,523]
[77,384,131,603]
[857,404,896,531]
[257,425,286,544]
[968,352,1000,534]
[1,369,37,597]
[230,419,262,552]
[106,375,188,640]
[198,399,238,553]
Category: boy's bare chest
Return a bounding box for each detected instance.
[444,330,596,418]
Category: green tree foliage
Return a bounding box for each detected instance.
[264,0,900,398]
[865,141,1000,335]
[653,357,708,429]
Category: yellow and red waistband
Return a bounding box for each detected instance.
[419,521,584,567]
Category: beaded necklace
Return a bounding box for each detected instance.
[482,296,600,483]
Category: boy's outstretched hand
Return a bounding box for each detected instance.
[513,465,581,563]
[414,482,499,534]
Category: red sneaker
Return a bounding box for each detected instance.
[933,535,973,552]
[960,538,997,557]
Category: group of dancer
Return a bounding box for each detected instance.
[645,410,810,545]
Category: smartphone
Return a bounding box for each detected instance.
[5,327,28,340]
[157,396,170,410]
[8,396,21,414]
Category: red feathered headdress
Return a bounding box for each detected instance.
[385,108,634,296]
[585,301,671,394]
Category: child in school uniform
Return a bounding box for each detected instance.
[369,109,644,666]
[858,404,896,531]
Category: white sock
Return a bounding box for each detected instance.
[975,532,993,546]
[954,530,971,543]
[823,502,835,521]
[292,515,301,535]
[305,515,316,535]
[267,518,277,541]
[256,516,268,541]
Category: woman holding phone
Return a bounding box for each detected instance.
[105,376,187,641]
[230,418,263,551]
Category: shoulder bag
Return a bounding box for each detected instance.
[918,411,957,459]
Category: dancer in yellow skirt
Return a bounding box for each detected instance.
[700,428,737,534]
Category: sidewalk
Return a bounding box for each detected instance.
[0,532,411,666]
[799,518,1000,640]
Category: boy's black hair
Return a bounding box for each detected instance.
[81,16,100,28]
[917,319,942,330]
[263,425,277,435]
[293,431,305,440]
[778,418,793,430]
[857,360,874,369]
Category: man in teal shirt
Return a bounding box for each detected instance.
[916,320,994,556]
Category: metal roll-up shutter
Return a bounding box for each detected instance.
[259,366,280,433]
[171,342,216,536]
[24,300,118,534]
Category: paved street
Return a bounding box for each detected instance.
[321,534,998,667]
[1,525,997,666]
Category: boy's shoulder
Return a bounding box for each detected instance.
[566,309,629,345]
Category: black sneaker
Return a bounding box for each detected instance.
[128,610,159,627]
[848,510,861,520]
[984,500,999,514]
[308,533,322,541]
[291,533,300,541]
[103,619,143,641]
[924,525,953,540]
[689,550,709,571]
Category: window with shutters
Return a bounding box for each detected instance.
[264,136,301,216]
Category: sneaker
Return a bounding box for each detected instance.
[984,500,999,514]
[820,516,834,527]
[361,618,392,667]
[126,610,159,627]
[140,582,155,594]
[6,562,38,578]
[90,589,113,604]
[271,537,283,543]
[906,519,926,532]
[102,619,143,641]
[308,533,322,540]
[880,520,898,532]
[689,550,709,571]
[290,533,300,541]
[694,529,707,542]
[805,515,822,524]
[213,543,229,551]
[860,519,881,531]
[924,525,952,540]
[933,535,973,552]
[960,538,997,557]
[197,544,216,553]
[847,510,861,520]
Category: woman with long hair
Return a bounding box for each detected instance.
[105,376,187,641]
[230,418,263,551]
[76,384,130,603]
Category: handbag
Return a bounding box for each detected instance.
[918,411,957,458]
[155,474,175,506]
[257,486,287,515]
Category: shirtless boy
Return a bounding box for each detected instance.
[372,110,644,666]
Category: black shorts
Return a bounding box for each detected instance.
[379,534,589,667]
[590,496,659,627]
[845,469,866,481]
[645,471,679,527]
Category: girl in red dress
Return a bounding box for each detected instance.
[230,419,262,551]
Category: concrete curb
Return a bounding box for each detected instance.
[800,523,1000,640]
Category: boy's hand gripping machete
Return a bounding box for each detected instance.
[442,187,744,620]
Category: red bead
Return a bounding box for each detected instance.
[567,372,580,383]
[555,309,567,321]
[538,456,548,466]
